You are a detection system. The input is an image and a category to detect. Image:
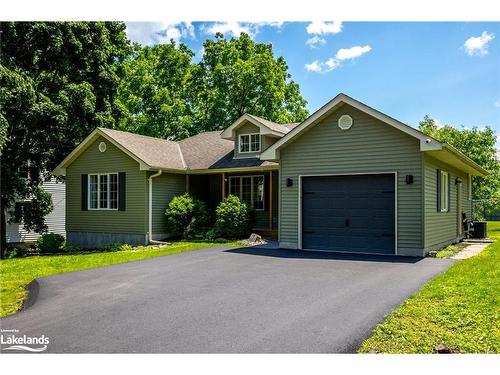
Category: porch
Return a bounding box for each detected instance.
[187,170,279,237]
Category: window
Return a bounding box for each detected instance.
[239,133,260,153]
[229,175,265,210]
[439,170,449,212]
[88,173,119,210]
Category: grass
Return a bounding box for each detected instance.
[0,241,242,318]
[358,221,500,353]
[433,243,467,258]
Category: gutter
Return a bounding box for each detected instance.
[148,170,162,243]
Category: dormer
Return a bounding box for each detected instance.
[221,114,298,159]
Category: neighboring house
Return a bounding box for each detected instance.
[53,93,487,256]
[6,177,66,244]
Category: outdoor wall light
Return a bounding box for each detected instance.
[405,175,414,184]
[456,177,463,184]
[286,178,293,187]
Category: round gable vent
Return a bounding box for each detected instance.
[99,142,107,152]
[338,115,353,130]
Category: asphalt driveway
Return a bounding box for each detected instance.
[0,245,454,353]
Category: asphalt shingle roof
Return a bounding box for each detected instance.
[99,127,277,171]
[99,128,185,170]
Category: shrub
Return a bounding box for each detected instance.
[165,193,208,238]
[36,233,65,254]
[214,195,253,239]
[99,243,125,252]
[62,244,83,253]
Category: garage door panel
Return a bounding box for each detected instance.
[302,174,395,254]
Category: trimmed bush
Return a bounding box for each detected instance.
[215,195,253,239]
[36,233,65,254]
[165,193,208,238]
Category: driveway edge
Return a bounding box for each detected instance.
[21,279,40,312]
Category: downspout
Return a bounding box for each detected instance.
[148,170,163,243]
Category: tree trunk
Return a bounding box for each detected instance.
[1,206,6,259]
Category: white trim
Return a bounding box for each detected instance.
[297,171,398,255]
[148,170,162,243]
[53,128,151,176]
[238,133,261,153]
[221,114,286,140]
[228,174,265,211]
[439,170,450,212]
[87,172,119,210]
[261,93,443,161]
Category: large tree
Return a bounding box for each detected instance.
[419,116,500,217]
[190,33,309,133]
[0,22,131,255]
[117,33,309,139]
[116,42,195,140]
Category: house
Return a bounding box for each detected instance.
[6,177,66,244]
[53,93,487,256]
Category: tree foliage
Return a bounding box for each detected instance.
[117,33,309,139]
[0,22,131,255]
[117,43,194,139]
[419,116,500,206]
[190,33,309,134]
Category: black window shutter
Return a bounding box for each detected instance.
[436,169,441,212]
[118,172,126,211]
[81,174,88,211]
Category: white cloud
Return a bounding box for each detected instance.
[495,100,500,108]
[306,21,342,35]
[204,22,252,37]
[335,45,372,60]
[305,60,323,72]
[464,31,495,56]
[305,44,372,73]
[306,36,326,48]
[202,21,284,38]
[125,22,196,45]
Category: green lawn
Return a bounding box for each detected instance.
[0,241,242,318]
[358,222,500,353]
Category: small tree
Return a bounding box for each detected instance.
[215,195,253,239]
[165,193,208,238]
[19,187,54,234]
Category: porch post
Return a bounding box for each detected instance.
[221,173,225,200]
[269,170,273,232]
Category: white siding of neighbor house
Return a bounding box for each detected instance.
[6,177,66,243]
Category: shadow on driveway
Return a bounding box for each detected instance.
[225,246,423,264]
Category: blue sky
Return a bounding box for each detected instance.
[125,22,500,133]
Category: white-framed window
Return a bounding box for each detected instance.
[239,133,260,153]
[89,173,119,210]
[439,170,449,212]
[468,174,472,200]
[229,175,265,210]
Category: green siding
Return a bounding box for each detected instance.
[279,105,424,256]
[423,155,471,253]
[150,173,186,238]
[66,135,148,235]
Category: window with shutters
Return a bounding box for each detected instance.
[88,173,119,210]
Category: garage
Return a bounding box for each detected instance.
[301,173,396,254]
